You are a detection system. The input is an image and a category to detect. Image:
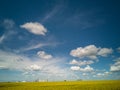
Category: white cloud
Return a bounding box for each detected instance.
[69,59,94,66]
[20,43,51,52]
[97,73,105,76]
[70,66,80,71]
[0,50,33,70]
[70,45,98,59]
[0,50,79,80]
[98,48,113,57]
[110,65,120,72]
[0,66,8,69]
[79,65,94,72]
[104,71,110,74]
[82,73,87,76]
[16,41,59,53]
[110,58,120,72]
[20,22,47,35]
[37,51,52,60]
[69,59,78,65]
[26,64,41,71]
[0,50,75,80]
[96,71,110,77]
[70,45,113,59]
[71,65,94,72]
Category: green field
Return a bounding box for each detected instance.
[0,80,120,90]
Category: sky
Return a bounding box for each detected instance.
[0,0,120,82]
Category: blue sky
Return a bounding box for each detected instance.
[0,0,120,82]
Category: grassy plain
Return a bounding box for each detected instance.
[0,80,120,90]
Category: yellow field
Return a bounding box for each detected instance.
[0,80,120,90]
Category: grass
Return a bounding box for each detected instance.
[0,80,120,90]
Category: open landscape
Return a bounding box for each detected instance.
[0,0,120,90]
[0,80,120,90]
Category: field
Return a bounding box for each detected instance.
[0,80,120,90]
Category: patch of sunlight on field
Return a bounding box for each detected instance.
[0,80,120,90]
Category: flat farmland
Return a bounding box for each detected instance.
[0,80,120,90]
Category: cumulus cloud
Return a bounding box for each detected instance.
[71,65,94,72]
[69,59,78,65]
[69,59,94,66]
[104,71,110,74]
[97,73,105,76]
[98,48,113,57]
[96,71,110,77]
[20,22,47,35]
[70,45,113,59]
[70,66,80,71]
[110,58,120,72]
[82,73,87,76]
[70,45,98,59]
[37,51,52,60]
[26,64,41,71]
[79,65,94,72]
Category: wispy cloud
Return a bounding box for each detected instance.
[0,50,77,81]
[2,19,15,30]
[16,42,59,53]
[0,19,16,44]
[0,34,6,44]
[20,43,49,51]
[41,4,63,23]
[0,30,16,44]
[64,10,105,29]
